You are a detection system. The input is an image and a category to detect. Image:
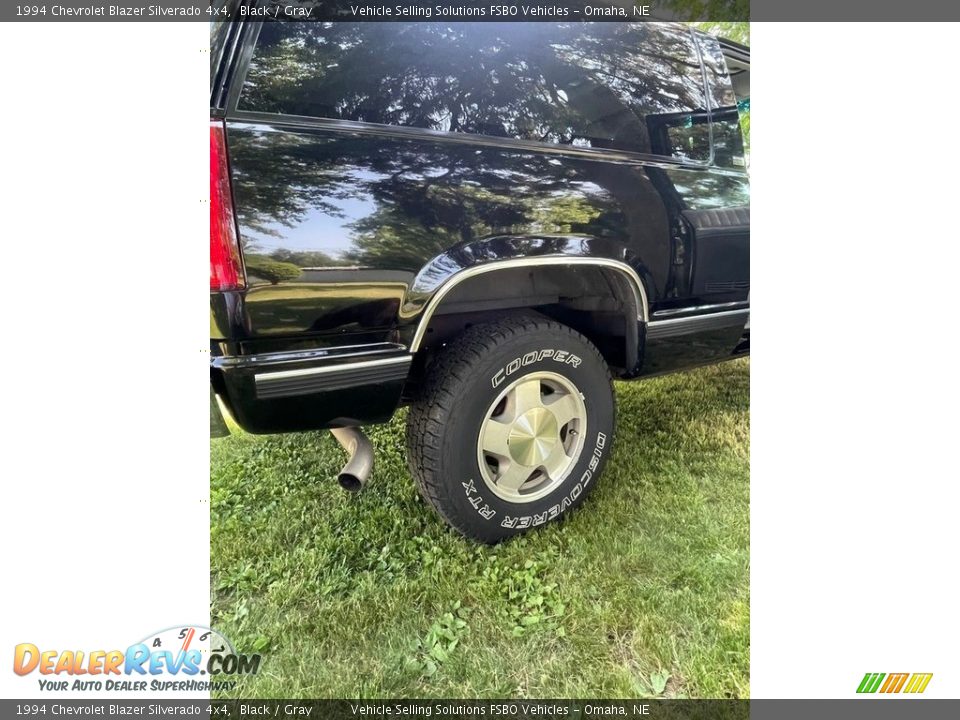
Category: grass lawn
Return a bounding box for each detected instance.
[210,358,749,698]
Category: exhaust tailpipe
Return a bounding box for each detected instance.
[330,427,374,492]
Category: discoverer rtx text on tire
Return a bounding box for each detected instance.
[406,315,616,542]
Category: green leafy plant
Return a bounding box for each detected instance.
[406,602,471,677]
[481,558,567,637]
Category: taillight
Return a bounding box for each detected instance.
[210,120,244,291]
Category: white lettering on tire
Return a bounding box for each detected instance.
[491,349,582,388]
[500,431,606,528]
[462,478,496,520]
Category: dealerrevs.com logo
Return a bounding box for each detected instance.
[857,672,933,694]
[13,625,262,693]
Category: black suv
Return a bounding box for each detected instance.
[210,18,750,542]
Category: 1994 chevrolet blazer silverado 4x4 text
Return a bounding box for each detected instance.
[210,17,750,542]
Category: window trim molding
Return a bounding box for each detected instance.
[226,110,748,176]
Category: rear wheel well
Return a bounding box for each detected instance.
[405,265,639,395]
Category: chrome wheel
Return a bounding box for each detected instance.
[476,371,588,503]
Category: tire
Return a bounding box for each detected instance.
[406,315,616,542]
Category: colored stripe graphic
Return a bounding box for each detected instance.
[880,673,908,693]
[904,673,933,694]
[856,673,885,693]
[857,672,932,694]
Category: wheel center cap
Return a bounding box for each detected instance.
[508,407,559,466]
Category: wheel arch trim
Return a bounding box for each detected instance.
[408,256,650,353]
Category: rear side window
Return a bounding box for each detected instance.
[697,33,747,170]
[238,21,711,161]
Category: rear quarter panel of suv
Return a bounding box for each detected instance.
[210,21,749,432]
